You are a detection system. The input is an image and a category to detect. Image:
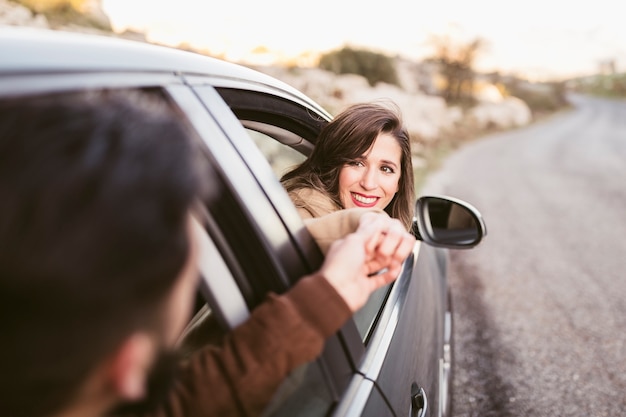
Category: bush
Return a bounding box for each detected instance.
[318,47,399,87]
[502,79,569,116]
[570,74,626,98]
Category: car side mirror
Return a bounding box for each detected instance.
[412,195,487,249]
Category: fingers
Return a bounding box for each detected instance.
[369,220,415,260]
[321,233,368,282]
[319,213,416,312]
[368,262,403,290]
[375,224,407,258]
[391,230,416,263]
[358,215,407,255]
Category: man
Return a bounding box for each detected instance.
[0,89,415,417]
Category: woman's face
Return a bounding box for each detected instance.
[338,132,402,211]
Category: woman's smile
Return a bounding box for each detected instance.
[339,132,401,211]
[351,192,379,207]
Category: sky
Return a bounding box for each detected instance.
[101,0,626,81]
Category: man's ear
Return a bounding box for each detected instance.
[108,333,156,401]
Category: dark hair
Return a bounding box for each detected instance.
[0,89,205,417]
[281,101,415,229]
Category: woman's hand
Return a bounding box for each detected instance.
[319,213,415,312]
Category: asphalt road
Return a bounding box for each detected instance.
[422,94,626,417]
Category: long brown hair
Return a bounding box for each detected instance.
[281,101,414,229]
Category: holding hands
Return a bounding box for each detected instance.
[319,212,416,312]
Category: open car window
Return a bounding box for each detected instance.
[246,128,306,179]
[209,87,395,344]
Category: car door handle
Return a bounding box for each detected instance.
[410,383,428,417]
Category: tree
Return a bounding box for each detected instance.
[319,47,399,87]
[428,35,486,104]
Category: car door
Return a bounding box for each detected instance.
[197,84,450,417]
[166,82,369,416]
[355,244,448,417]
[183,79,442,416]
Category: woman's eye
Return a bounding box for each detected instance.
[381,166,395,174]
[348,160,364,167]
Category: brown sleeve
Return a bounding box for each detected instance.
[146,274,351,417]
[303,208,384,254]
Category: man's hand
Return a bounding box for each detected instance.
[319,213,416,312]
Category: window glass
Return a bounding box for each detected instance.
[177,298,225,359]
[262,361,335,417]
[246,128,306,179]
[353,283,393,342]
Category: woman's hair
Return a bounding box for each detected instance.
[281,101,415,229]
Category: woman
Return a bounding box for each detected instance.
[281,101,415,230]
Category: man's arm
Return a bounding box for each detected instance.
[141,213,415,417]
[150,273,349,417]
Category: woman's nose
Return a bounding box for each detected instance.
[359,168,378,190]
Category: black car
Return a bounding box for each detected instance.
[0,27,486,417]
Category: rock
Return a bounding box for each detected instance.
[469,97,532,130]
[74,0,110,29]
[256,65,467,141]
[0,0,48,28]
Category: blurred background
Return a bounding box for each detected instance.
[2,0,622,188]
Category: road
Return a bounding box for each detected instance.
[422,94,626,417]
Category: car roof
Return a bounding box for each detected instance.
[0,26,328,115]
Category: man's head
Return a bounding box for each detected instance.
[0,89,206,416]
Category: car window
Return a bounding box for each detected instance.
[175,218,336,417]
[262,362,335,417]
[189,84,396,411]
[212,94,393,344]
[168,84,353,415]
[353,283,393,342]
[243,125,394,342]
[246,128,306,179]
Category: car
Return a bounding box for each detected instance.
[0,27,487,417]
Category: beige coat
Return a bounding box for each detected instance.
[288,187,341,219]
[290,187,385,254]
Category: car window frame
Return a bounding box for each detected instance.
[169,83,357,414]
[177,81,420,417]
[206,85,397,346]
